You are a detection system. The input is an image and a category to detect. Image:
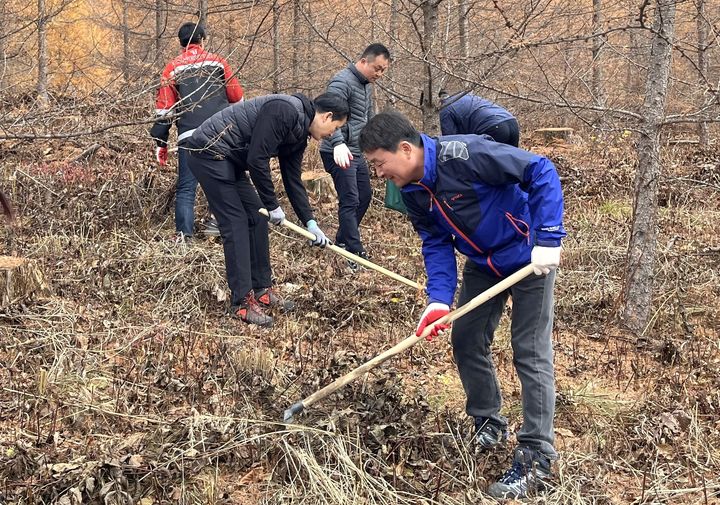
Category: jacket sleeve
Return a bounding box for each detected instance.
[149,62,178,147]
[468,146,566,247]
[325,76,351,147]
[221,57,244,103]
[439,108,457,136]
[279,143,315,226]
[404,194,457,306]
[245,101,295,211]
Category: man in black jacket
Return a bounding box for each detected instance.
[186,93,349,327]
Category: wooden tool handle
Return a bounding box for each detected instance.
[258,208,423,290]
[300,263,535,409]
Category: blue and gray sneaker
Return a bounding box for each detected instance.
[488,446,552,499]
[474,417,509,449]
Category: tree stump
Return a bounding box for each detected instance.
[0,256,50,308]
[532,127,574,144]
[302,170,336,202]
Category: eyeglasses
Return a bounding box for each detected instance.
[368,159,387,172]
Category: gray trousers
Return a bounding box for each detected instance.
[451,260,557,458]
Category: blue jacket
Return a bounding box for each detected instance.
[401,134,566,305]
[440,93,515,136]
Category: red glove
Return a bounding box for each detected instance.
[155,146,168,166]
[415,303,451,341]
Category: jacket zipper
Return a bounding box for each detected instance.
[416,182,503,277]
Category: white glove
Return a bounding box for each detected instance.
[306,220,329,248]
[333,143,354,169]
[531,245,562,275]
[268,206,286,225]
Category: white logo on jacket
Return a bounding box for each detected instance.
[439,141,469,161]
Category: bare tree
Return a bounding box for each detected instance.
[122,0,130,82]
[622,0,677,336]
[272,1,281,93]
[696,0,709,146]
[592,0,606,112]
[292,0,301,91]
[458,0,469,80]
[36,0,49,106]
[419,0,442,133]
[198,0,208,27]
[155,0,165,64]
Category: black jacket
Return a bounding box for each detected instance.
[188,94,316,225]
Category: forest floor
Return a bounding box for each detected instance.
[1,134,719,504]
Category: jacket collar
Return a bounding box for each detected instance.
[348,64,370,85]
[403,134,438,193]
[182,43,203,54]
[292,93,315,131]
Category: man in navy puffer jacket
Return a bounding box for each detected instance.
[439,90,520,147]
[360,111,565,500]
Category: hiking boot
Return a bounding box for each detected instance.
[231,292,273,327]
[338,244,368,272]
[474,417,509,449]
[255,287,295,312]
[488,446,552,499]
[202,217,220,237]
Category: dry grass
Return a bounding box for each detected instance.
[1,137,719,504]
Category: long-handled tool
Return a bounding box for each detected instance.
[283,263,536,422]
[258,208,422,290]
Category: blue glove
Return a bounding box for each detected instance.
[306,220,329,248]
[268,206,285,225]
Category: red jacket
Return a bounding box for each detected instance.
[150,44,243,146]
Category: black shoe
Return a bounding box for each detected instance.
[255,287,295,312]
[474,417,509,449]
[230,292,273,327]
[202,217,220,237]
[488,446,552,499]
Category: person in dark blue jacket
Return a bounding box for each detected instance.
[439,90,520,147]
[359,111,565,500]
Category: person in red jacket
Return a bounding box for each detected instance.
[150,22,243,241]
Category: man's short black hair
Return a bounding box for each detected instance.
[314,93,350,121]
[178,23,205,47]
[361,43,391,62]
[359,111,421,153]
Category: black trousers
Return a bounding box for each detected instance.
[188,152,272,306]
[484,118,521,147]
[320,151,372,254]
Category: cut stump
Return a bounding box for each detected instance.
[0,256,50,308]
[302,170,336,202]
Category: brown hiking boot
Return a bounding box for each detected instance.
[255,287,295,312]
[231,292,273,327]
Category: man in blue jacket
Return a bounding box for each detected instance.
[359,111,565,499]
[439,90,520,147]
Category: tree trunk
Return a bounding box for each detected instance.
[696,0,709,146]
[37,0,49,107]
[592,0,606,112]
[292,0,301,92]
[622,0,676,335]
[155,0,164,64]
[122,0,130,82]
[198,0,208,27]
[272,1,281,93]
[383,0,399,110]
[0,1,5,93]
[420,0,441,134]
[458,0,469,80]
